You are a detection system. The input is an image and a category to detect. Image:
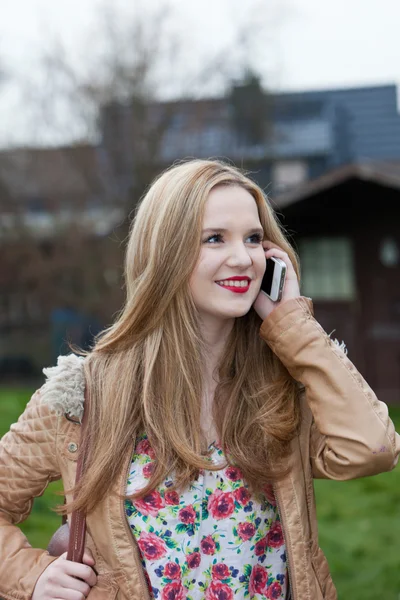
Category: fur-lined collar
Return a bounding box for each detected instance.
[40,354,86,422]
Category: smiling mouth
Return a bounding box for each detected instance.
[215,279,250,293]
[215,279,250,288]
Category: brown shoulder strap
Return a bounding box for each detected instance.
[67,386,90,562]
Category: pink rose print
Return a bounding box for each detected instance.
[178,504,196,524]
[161,580,188,600]
[208,489,235,520]
[266,521,284,548]
[205,580,234,600]
[263,483,277,507]
[233,486,251,506]
[142,462,154,479]
[138,531,167,561]
[164,562,181,580]
[225,466,242,481]
[237,522,256,541]
[136,438,156,459]
[134,490,165,517]
[186,551,201,569]
[164,490,180,505]
[267,581,283,599]
[254,536,267,556]
[211,563,230,580]
[249,565,269,596]
[200,535,216,555]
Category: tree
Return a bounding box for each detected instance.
[0,0,280,368]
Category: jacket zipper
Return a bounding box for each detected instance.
[120,442,151,600]
[273,483,296,600]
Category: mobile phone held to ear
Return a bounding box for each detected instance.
[261,257,287,302]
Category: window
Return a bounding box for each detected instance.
[169,113,186,131]
[272,161,307,193]
[0,292,25,325]
[298,237,356,300]
[27,196,46,213]
[0,291,43,326]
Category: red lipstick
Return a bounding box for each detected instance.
[215,276,251,294]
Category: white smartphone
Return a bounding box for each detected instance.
[260,257,287,302]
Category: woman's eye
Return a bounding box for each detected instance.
[204,234,223,243]
[203,232,263,244]
[247,233,263,244]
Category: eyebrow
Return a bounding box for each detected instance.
[202,227,264,235]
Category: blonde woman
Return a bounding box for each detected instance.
[0,159,398,600]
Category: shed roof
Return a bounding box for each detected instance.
[273,161,400,209]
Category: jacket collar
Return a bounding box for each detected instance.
[41,354,86,422]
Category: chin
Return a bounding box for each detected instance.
[219,305,253,319]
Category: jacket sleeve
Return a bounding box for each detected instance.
[0,389,60,600]
[259,296,400,480]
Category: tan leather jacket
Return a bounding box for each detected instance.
[1,297,399,600]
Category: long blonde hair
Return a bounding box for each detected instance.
[65,159,301,514]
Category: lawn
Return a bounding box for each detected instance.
[1,388,400,599]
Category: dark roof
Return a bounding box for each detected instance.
[272,161,400,209]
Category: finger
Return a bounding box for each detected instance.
[264,248,291,264]
[52,592,85,600]
[264,248,297,278]
[62,561,97,587]
[264,248,288,258]
[263,244,286,254]
[59,573,91,598]
[263,240,284,251]
[54,590,87,600]
[82,548,95,567]
[263,245,289,258]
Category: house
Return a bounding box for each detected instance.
[0,144,123,237]
[100,82,400,195]
[273,160,400,404]
[0,145,124,374]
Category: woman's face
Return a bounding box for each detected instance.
[190,185,266,325]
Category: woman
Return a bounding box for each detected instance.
[0,159,398,600]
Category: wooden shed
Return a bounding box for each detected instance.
[273,161,400,405]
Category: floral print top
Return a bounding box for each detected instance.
[125,435,287,599]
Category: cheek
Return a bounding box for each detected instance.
[191,254,219,282]
[189,257,212,294]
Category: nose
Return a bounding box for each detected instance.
[225,242,253,269]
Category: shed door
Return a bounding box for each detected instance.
[357,231,400,405]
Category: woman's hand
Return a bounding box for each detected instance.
[253,241,301,321]
[32,549,97,600]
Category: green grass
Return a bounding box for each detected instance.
[314,409,400,600]
[1,389,400,599]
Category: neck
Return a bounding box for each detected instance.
[199,315,235,383]
[198,315,234,448]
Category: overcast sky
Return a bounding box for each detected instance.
[1,0,399,145]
